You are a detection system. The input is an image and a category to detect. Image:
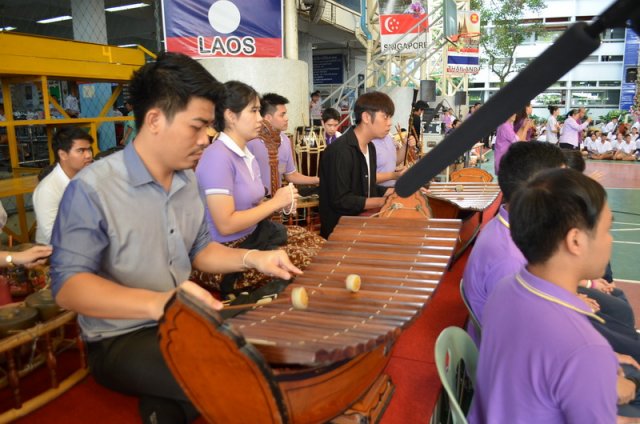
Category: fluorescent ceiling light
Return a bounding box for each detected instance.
[105,3,149,12]
[0,26,16,32]
[37,15,72,24]
[118,44,138,48]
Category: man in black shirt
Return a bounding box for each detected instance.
[318,92,395,238]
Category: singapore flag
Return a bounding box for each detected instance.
[379,13,429,54]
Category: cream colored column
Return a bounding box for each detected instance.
[284,0,299,60]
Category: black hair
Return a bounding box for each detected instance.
[452,119,460,127]
[260,93,288,117]
[214,80,260,132]
[52,126,94,162]
[497,141,566,203]
[562,149,585,173]
[128,52,223,130]
[515,102,531,124]
[567,109,578,118]
[354,92,395,125]
[311,91,320,97]
[321,107,341,122]
[510,168,607,265]
[413,100,430,110]
[547,105,559,114]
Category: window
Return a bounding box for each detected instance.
[572,81,597,87]
[536,27,567,43]
[489,82,501,88]
[469,82,485,88]
[570,90,620,107]
[602,27,625,40]
[582,56,599,63]
[468,92,484,104]
[550,81,567,88]
[599,80,621,87]
[601,55,623,62]
[333,0,360,12]
[532,91,566,106]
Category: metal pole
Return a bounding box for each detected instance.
[284,0,298,60]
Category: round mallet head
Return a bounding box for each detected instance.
[291,286,309,310]
[345,274,361,293]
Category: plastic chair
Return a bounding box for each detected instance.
[460,279,482,341]
[434,326,479,424]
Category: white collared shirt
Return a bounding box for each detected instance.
[33,163,71,244]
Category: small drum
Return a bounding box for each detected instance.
[25,289,62,321]
[0,306,39,338]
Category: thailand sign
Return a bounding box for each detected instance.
[378,1,429,54]
[162,0,283,58]
[446,10,480,74]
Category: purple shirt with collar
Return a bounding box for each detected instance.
[494,121,519,174]
[195,133,264,243]
[559,116,589,148]
[469,267,617,424]
[372,135,397,188]
[462,205,525,342]
[246,133,296,195]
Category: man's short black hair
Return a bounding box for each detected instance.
[260,93,288,117]
[510,168,607,265]
[562,149,586,173]
[128,52,223,130]
[497,141,566,203]
[413,100,429,111]
[354,92,395,125]
[214,80,260,132]
[321,108,340,122]
[52,126,93,162]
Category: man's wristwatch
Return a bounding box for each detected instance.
[5,254,15,268]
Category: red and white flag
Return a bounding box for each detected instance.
[378,1,429,54]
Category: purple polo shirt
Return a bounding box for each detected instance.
[469,267,617,424]
[558,116,589,148]
[494,121,519,174]
[195,133,265,243]
[246,133,296,195]
[372,135,397,188]
[462,206,525,342]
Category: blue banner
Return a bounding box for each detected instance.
[162,0,283,58]
[313,54,344,85]
[619,28,639,111]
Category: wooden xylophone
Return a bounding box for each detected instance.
[427,182,502,257]
[159,216,461,424]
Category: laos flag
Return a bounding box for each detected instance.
[162,0,283,58]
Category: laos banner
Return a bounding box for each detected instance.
[162,0,283,58]
[378,0,429,54]
[446,10,480,74]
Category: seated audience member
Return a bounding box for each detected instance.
[591,135,615,160]
[318,92,394,238]
[631,126,639,142]
[321,108,342,145]
[493,113,532,174]
[194,82,321,296]
[559,109,591,150]
[470,168,634,423]
[33,127,94,244]
[247,93,319,195]
[445,118,460,135]
[464,143,640,360]
[615,133,637,161]
[50,53,301,423]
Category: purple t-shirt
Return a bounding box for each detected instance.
[372,135,397,188]
[246,133,296,195]
[494,121,519,174]
[462,206,525,342]
[469,267,617,424]
[195,133,265,243]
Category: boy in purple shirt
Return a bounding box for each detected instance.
[246,93,319,194]
[470,168,620,423]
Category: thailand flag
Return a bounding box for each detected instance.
[162,0,283,58]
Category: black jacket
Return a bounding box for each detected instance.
[318,128,386,238]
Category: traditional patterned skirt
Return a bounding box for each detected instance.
[190,225,325,295]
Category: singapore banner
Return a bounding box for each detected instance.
[162,0,283,58]
[378,0,429,54]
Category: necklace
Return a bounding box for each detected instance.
[515,274,605,324]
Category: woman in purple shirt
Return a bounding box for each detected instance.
[196,81,297,245]
[493,113,531,174]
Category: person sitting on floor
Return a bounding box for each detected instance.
[49,53,301,424]
[247,93,319,195]
[614,133,637,161]
[469,168,636,423]
[33,126,94,244]
[193,82,322,297]
[591,134,615,160]
[322,107,342,145]
[318,92,394,239]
